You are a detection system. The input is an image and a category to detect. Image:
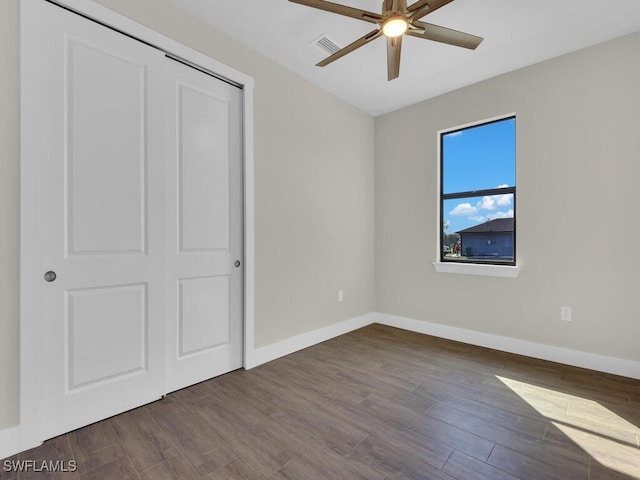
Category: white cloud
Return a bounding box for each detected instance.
[478,196,496,210]
[487,209,514,221]
[477,191,513,210]
[469,215,487,223]
[449,203,477,216]
[496,193,513,206]
[494,185,513,206]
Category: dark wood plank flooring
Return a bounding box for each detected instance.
[3,324,640,479]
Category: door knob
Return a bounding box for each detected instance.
[234,260,241,268]
[44,271,57,282]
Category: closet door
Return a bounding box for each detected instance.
[165,58,244,392]
[40,2,167,439]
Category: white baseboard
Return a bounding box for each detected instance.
[5,312,637,460]
[246,311,640,379]
[246,313,375,369]
[376,313,640,380]
[0,425,19,460]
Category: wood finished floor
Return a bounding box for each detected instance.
[3,324,640,479]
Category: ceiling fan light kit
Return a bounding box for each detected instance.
[382,16,408,37]
[288,0,483,81]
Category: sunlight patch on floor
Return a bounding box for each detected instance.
[496,375,640,479]
[552,421,640,478]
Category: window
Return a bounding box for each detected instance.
[440,115,516,266]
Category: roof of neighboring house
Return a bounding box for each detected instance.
[457,218,514,234]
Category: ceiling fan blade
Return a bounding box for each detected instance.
[387,35,402,81]
[317,29,383,67]
[288,0,382,24]
[408,21,483,50]
[408,0,454,20]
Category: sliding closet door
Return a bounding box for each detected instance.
[36,0,244,441]
[40,2,167,439]
[165,58,244,393]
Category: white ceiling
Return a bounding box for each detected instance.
[168,0,640,116]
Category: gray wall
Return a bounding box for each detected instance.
[0,0,20,430]
[375,31,640,362]
[0,0,376,431]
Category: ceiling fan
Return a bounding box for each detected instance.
[289,0,483,81]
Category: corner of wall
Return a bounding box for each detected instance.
[246,313,376,369]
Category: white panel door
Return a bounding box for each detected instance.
[40,2,166,439]
[165,58,244,392]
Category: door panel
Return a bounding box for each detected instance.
[66,40,147,255]
[166,59,244,393]
[67,284,148,389]
[41,2,166,439]
[179,276,230,357]
[179,84,230,252]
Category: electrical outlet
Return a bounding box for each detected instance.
[338,290,344,302]
[560,306,572,322]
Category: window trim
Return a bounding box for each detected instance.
[436,113,518,274]
[432,261,521,278]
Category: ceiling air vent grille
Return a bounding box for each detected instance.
[312,35,341,55]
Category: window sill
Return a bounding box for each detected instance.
[433,262,521,278]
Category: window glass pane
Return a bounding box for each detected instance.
[443,195,514,263]
[442,118,515,194]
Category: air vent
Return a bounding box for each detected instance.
[312,34,341,55]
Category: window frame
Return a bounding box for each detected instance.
[438,114,517,268]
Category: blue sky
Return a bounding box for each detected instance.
[442,117,515,234]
